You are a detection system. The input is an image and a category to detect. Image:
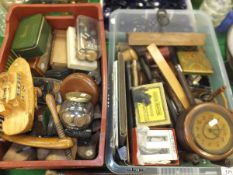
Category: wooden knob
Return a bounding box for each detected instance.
[119,48,138,61]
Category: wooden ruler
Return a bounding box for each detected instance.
[147,43,190,109]
[129,32,206,46]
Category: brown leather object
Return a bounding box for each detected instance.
[60,73,99,105]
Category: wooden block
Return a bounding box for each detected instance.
[50,30,67,70]
[177,49,213,75]
[147,43,190,109]
[128,32,206,46]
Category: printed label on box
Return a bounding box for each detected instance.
[132,83,171,126]
[137,87,165,123]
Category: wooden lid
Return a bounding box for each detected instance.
[60,73,98,105]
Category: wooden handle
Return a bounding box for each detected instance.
[46,94,60,125]
[46,94,66,138]
[131,60,139,87]
[2,135,73,149]
[46,94,73,160]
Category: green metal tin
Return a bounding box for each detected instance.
[12,14,51,59]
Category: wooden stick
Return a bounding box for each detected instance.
[129,32,206,46]
[147,43,190,109]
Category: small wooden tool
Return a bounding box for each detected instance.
[147,43,190,109]
[129,32,206,46]
[46,94,73,160]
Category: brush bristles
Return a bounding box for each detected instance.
[0,116,4,135]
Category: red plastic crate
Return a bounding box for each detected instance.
[0,4,107,169]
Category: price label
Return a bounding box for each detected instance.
[221,167,233,175]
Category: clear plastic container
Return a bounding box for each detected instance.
[106,9,233,174]
[76,15,101,62]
